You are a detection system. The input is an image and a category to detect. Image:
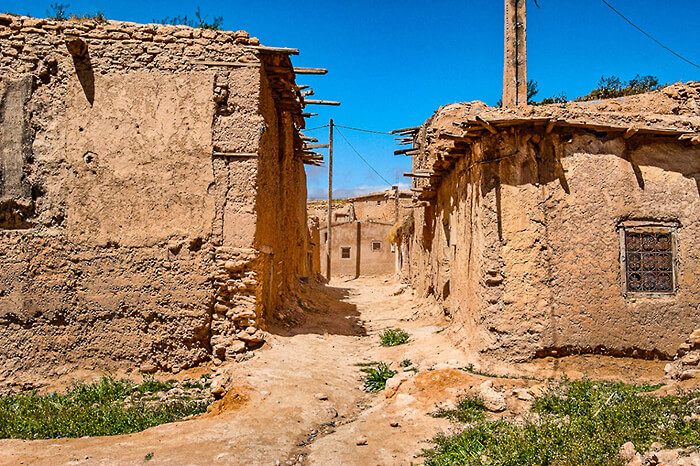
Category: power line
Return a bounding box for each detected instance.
[335,127,394,187]
[334,125,393,135]
[600,0,699,69]
[304,124,330,132]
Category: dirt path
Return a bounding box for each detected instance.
[0,277,668,465]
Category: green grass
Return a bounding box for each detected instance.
[424,379,700,466]
[459,364,536,381]
[361,362,397,392]
[380,328,410,347]
[432,396,486,424]
[0,376,211,439]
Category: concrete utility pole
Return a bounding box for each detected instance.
[326,118,334,281]
[503,0,527,107]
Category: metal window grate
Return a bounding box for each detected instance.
[624,232,674,293]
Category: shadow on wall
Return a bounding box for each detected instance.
[265,282,366,338]
[67,38,95,105]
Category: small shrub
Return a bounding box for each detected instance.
[69,11,106,23]
[380,328,410,347]
[136,375,174,394]
[144,452,154,461]
[400,359,412,368]
[361,362,397,392]
[432,396,486,424]
[155,7,223,30]
[47,2,69,20]
[577,74,661,102]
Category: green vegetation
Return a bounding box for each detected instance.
[577,75,661,101]
[0,376,211,439]
[156,7,223,30]
[432,396,486,424]
[424,379,700,466]
[46,3,105,22]
[361,362,397,392]
[380,328,410,347]
[459,364,536,381]
[400,359,412,368]
[497,74,662,107]
[144,452,154,461]
[47,2,69,20]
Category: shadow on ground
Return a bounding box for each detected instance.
[266,279,367,337]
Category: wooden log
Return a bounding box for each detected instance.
[301,89,314,97]
[623,127,639,140]
[403,172,433,178]
[394,148,420,155]
[678,134,700,144]
[475,116,498,134]
[304,99,341,106]
[545,119,556,134]
[302,113,319,117]
[391,126,420,134]
[301,136,319,142]
[305,143,330,149]
[243,45,299,55]
[294,67,328,75]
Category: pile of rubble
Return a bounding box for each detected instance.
[665,329,700,381]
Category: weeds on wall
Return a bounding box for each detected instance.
[380,328,410,347]
[156,7,223,30]
[0,376,211,439]
[423,379,700,466]
[361,362,397,392]
[46,3,105,22]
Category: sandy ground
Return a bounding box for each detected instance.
[0,277,671,465]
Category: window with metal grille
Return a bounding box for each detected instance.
[341,247,351,259]
[620,225,676,294]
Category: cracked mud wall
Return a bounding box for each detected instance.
[0,16,308,383]
[411,129,700,362]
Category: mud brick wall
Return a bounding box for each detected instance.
[0,14,308,383]
[409,107,700,363]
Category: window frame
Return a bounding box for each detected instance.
[371,240,382,252]
[619,221,678,297]
[340,246,351,259]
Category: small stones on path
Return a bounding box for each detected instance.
[315,393,328,401]
[355,436,368,446]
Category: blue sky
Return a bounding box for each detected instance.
[5,0,700,199]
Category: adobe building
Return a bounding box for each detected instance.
[309,189,412,277]
[319,220,396,277]
[308,189,413,228]
[0,14,322,379]
[402,83,700,362]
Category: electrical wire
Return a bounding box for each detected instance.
[303,124,330,132]
[335,127,394,187]
[334,125,393,135]
[600,0,699,69]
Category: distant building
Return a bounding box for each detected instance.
[309,189,412,277]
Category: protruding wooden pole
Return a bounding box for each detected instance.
[326,118,334,281]
[503,0,527,107]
